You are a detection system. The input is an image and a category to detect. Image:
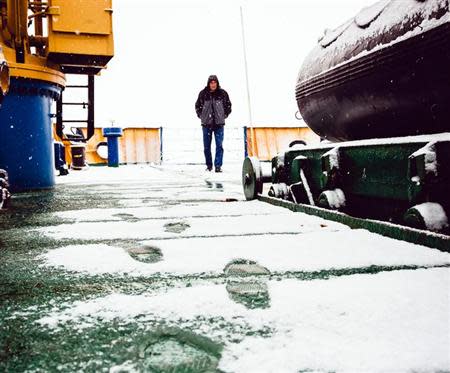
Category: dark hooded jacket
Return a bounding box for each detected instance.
[195,75,232,128]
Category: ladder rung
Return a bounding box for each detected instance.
[66,85,89,88]
[63,102,89,106]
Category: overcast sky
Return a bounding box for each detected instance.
[89,0,374,128]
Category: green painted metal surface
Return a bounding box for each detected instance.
[1,165,449,371]
[258,195,450,252]
[270,137,450,230]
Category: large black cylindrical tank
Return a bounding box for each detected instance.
[296,0,450,142]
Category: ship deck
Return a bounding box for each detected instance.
[1,164,449,372]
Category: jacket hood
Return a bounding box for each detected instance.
[206,75,220,89]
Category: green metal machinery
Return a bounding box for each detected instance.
[243,135,450,234]
[242,0,450,250]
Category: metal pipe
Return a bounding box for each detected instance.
[6,0,28,41]
[240,6,253,126]
[159,126,164,164]
[56,89,63,138]
[0,3,10,45]
[6,0,28,61]
[87,75,95,140]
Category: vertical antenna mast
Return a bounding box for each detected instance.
[240,5,253,126]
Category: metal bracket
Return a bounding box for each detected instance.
[291,155,315,206]
[47,6,61,15]
[407,141,437,202]
[321,146,342,189]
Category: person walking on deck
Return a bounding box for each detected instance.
[195,75,232,172]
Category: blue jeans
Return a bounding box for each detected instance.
[202,126,224,168]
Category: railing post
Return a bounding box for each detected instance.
[243,126,248,158]
[159,126,163,164]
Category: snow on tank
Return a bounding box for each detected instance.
[296,0,450,142]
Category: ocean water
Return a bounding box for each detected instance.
[162,126,245,165]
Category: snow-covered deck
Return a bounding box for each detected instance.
[1,163,449,372]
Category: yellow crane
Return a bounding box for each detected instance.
[0,0,114,191]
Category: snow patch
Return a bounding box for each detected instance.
[414,203,449,232]
[322,188,346,209]
[323,146,340,169]
[36,213,346,241]
[36,268,450,372]
[52,201,287,223]
[275,152,285,169]
[355,0,390,28]
[300,0,450,82]
[319,19,353,47]
[296,133,450,152]
[410,141,438,176]
[39,230,450,276]
[298,165,315,206]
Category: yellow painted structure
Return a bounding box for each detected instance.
[79,128,162,166]
[246,126,320,160]
[120,128,162,165]
[1,1,114,191]
[5,51,65,85]
[0,0,114,85]
[46,0,114,74]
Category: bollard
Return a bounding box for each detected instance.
[70,144,87,170]
[102,127,123,167]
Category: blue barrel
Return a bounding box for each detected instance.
[0,78,61,192]
[102,127,123,167]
